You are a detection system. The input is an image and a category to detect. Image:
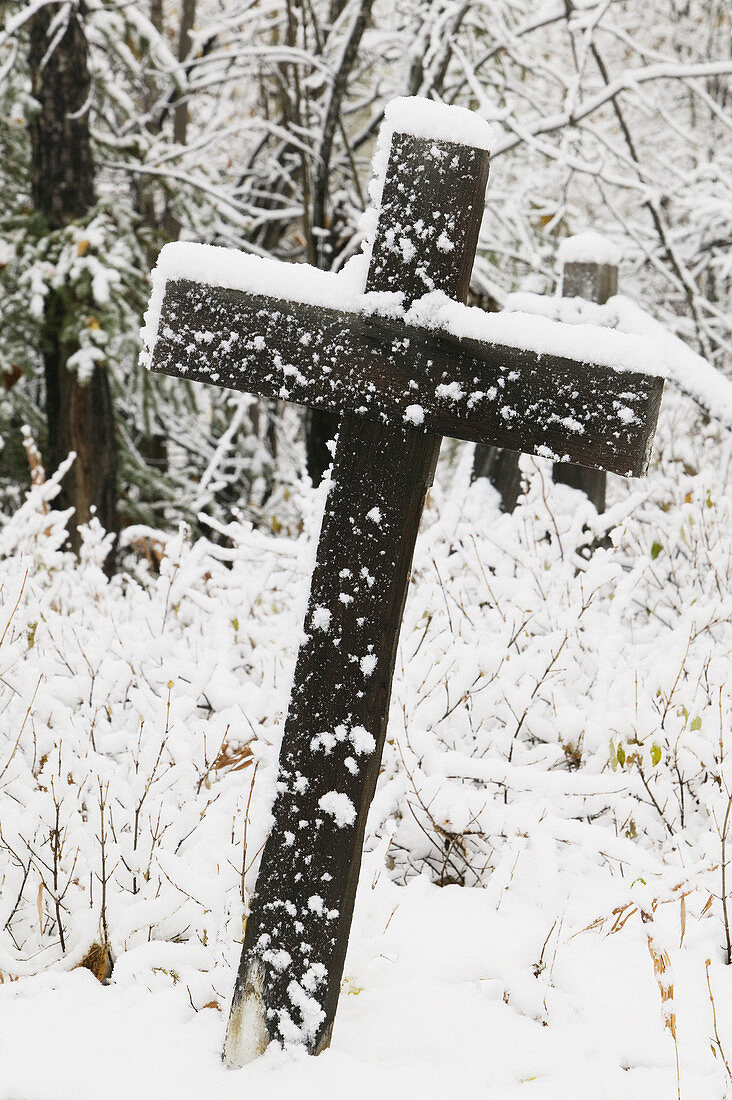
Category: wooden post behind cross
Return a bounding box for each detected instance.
[144,99,663,1065]
[553,235,621,511]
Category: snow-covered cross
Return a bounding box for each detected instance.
[142,97,664,1066]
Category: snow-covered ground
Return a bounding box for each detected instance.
[1,386,732,1097]
[1,863,730,1098]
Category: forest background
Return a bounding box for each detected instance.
[1,0,729,562]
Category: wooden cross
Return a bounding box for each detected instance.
[144,99,663,1067]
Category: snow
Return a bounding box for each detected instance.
[263,949,292,972]
[350,725,376,756]
[436,380,465,402]
[404,404,425,426]
[382,95,494,152]
[144,244,665,379]
[558,231,623,267]
[0,867,728,1098]
[404,290,665,376]
[506,289,732,427]
[318,792,357,828]
[311,606,332,632]
[301,962,328,992]
[285,979,325,1040]
[360,654,377,678]
[4,302,732,1095]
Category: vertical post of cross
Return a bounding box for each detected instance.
[553,234,621,512]
[223,119,490,1066]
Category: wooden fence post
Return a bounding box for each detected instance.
[553,234,621,512]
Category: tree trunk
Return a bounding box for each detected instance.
[29,6,118,573]
[161,0,197,241]
[471,445,523,512]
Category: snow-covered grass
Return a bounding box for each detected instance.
[1,387,732,1096]
[3,866,730,1099]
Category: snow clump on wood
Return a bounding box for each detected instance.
[318,791,357,827]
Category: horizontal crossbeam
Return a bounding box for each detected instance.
[152,280,663,477]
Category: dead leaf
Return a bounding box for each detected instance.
[214,737,255,774]
[76,942,114,983]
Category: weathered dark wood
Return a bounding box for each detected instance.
[222,133,489,1063]
[153,283,662,478]
[553,254,620,509]
[562,260,617,305]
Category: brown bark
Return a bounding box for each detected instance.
[173,0,196,147]
[29,6,118,572]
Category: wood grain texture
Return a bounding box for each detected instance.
[224,134,489,1063]
[153,283,662,477]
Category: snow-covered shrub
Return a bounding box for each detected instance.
[0,387,731,1005]
[0,471,315,998]
[376,389,732,895]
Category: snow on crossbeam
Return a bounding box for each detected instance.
[144,243,664,378]
[558,230,622,268]
[147,254,663,477]
[507,289,732,432]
